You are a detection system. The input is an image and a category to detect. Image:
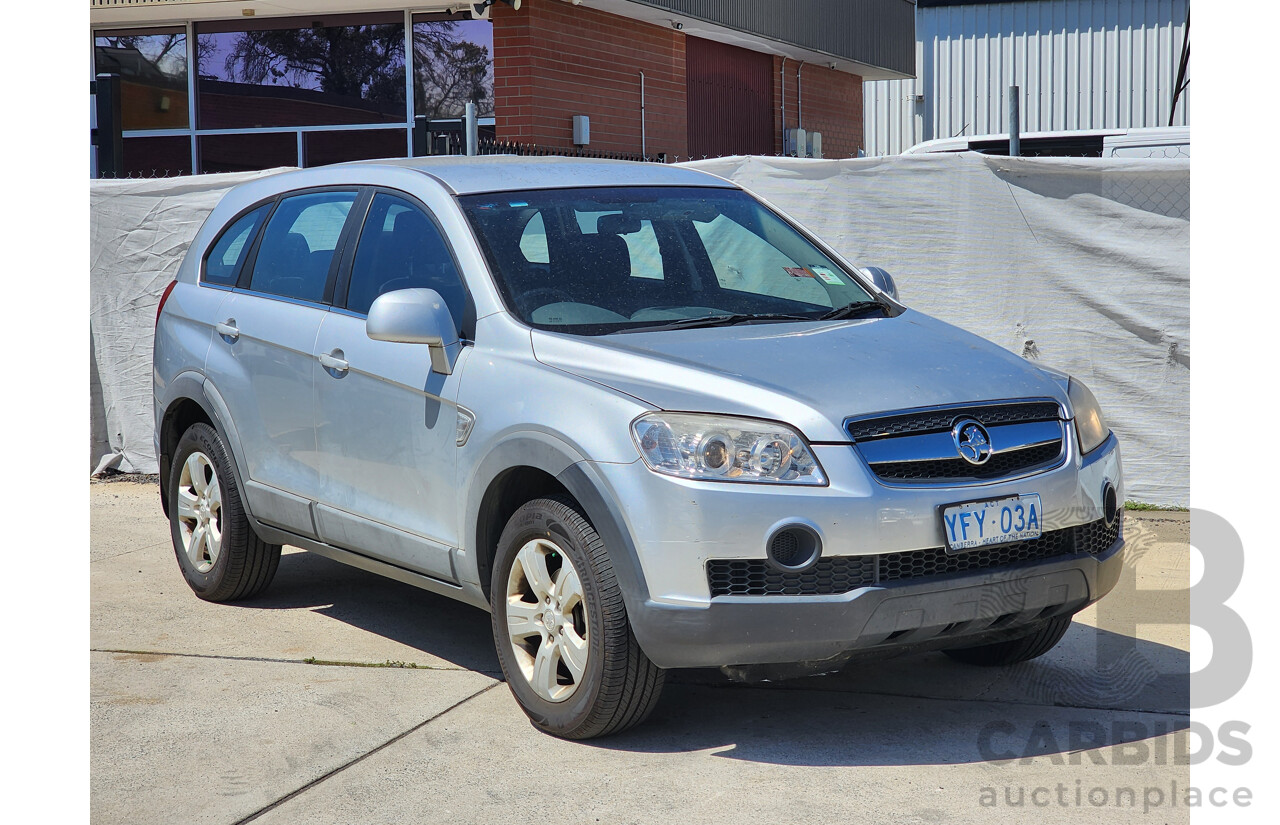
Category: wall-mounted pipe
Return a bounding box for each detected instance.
[780,56,787,152]
[797,60,805,132]
[639,71,646,158]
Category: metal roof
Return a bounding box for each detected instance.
[625,0,917,77]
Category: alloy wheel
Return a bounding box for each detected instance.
[505,538,589,702]
[176,451,223,573]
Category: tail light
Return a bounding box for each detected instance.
[156,280,178,326]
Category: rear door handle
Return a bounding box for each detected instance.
[318,349,349,375]
[215,319,239,341]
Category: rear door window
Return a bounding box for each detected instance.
[247,191,357,303]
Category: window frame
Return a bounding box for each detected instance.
[330,186,476,340]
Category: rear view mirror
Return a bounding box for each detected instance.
[861,266,900,302]
[366,288,461,375]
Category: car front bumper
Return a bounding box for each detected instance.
[628,530,1123,670]
[587,427,1124,670]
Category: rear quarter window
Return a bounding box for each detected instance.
[202,205,270,286]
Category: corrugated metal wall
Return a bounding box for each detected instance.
[864,0,1190,156]
[686,37,776,158]
[628,0,918,76]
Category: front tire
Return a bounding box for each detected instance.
[942,615,1072,666]
[490,496,664,739]
[168,423,280,602]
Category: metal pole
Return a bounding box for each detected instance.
[404,9,416,157]
[1169,10,1190,127]
[1008,85,1021,157]
[465,102,478,156]
[94,73,123,178]
[186,20,198,173]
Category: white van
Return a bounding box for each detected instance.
[905,126,1189,159]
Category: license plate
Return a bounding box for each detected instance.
[942,494,1042,553]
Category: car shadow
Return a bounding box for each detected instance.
[591,672,1190,767]
[233,549,1189,768]
[231,548,502,675]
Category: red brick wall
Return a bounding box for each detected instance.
[492,0,687,158]
[773,58,864,158]
[493,0,865,160]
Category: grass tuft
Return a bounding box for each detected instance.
[1125,501,1189,512]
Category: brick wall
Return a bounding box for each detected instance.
[493,0,864,161]
[492,0,687,158]
[773,58,864,158]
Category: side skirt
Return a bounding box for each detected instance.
[250,518,491,611]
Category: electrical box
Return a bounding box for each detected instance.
[808,132,823,159]
[573,115,590,147]
[789,128,807,157]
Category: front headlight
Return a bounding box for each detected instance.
[1068,378,1111,455]
[631,413,827,485]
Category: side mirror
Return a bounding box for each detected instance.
[860,266,900,302]
[366,288,461,375]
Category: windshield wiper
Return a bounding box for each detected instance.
[819,300,889,321]
[616,313,814,334]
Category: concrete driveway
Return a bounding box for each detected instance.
[91,480,1190,824]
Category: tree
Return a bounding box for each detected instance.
[223,23,406,106]
[220,21,492,117]
[414,23,493,118]
[96,32,187,82]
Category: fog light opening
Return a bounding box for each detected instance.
[1102,481,1119,528]
[766,525,822,572]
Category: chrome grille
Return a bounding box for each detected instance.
[846,402,1062,441]
[706,515,1121,598]
[846,400,1066,485]
[870,442,1064,482]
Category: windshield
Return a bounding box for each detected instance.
[460,186,879,335]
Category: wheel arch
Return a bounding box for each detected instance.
[464,434,651,618]
[157,373,253,523]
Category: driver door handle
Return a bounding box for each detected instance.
[318,349,349,375]
[214,319,239,341]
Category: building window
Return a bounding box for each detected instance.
[195,15,407,129]
[94,27,189,131]
[412,16,493,120]
[122,136,192,177]
[92,12,495,175]
[198,132,297,174]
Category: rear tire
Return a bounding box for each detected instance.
[490,496,664,739]
[942,615,1072,666]
[168,423,280,602]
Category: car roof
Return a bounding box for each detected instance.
[349,155,738,195]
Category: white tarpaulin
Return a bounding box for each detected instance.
[89,154,1188,504]
[90,169,291,475]
[685,154,1189,505]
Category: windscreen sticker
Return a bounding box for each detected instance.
[810,265,843,285]
[784,267,815,279]
[508,201,529,208]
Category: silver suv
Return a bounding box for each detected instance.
[153,157,1124,739]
